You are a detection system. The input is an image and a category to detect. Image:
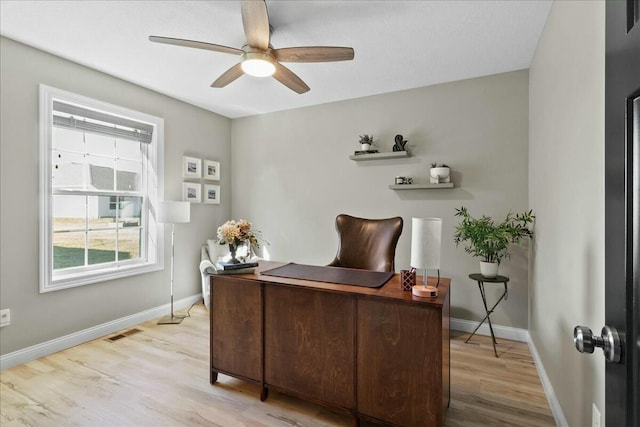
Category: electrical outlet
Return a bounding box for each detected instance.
[592,403,601,427]
[0,309,10,327]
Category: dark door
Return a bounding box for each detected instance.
[605,0,640,425]
[574,1,640,426]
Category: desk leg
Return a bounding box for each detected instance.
[210,369,218,384]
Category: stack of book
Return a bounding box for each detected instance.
[353,149,379,155]
[213,261,258,275]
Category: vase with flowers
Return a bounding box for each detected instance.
[216,219,263,264]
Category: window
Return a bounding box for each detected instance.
[39,85,164,292]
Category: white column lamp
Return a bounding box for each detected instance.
[157,201,191,324]
[410,217,442,298]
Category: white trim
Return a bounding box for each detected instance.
[527,333,569,427]
[0,294,202,371]
[450,317,529,342]
[38,84,165,293]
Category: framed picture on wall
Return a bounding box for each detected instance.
[204,160,220,181]
[182,156,201,179]
[203,184,220,204]
[183,182,201,203]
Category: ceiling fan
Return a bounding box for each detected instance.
[149,0,355,94]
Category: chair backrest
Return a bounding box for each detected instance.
[327,214,403,273]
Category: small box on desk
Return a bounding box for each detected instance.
[400,270,416,291]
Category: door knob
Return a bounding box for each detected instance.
[573,325,622,363]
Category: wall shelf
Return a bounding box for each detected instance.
[389,183,454,190]
[349,151,409,161]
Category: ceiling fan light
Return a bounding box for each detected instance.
[241,52,276,77]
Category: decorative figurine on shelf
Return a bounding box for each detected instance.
[392,134,408,152]
[395,176,413,185]
[430,163,451,184]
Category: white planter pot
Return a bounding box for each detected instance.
[430,167,450,183]
[480,261,499,278]
[361,143,371,151]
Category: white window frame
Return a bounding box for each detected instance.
[39,85,164,292]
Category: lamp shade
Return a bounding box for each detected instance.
[157,201,190,224]
[410,217,442,270]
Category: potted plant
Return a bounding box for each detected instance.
[453,206,534,277]
[359,134,374,151]
[430,163,450,184]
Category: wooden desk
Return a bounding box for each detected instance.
[209,261,450,427]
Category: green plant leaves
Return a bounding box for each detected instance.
[453,207,534,263]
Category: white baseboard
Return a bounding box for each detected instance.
[527,333,569,427]
[450,317,529,342]
[0,294,202,371]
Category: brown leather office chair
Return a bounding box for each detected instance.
[327,214,403,272]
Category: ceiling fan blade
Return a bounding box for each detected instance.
[273,62,310,94]
[211,63,245,88]
[241,0,270,50]
[274,47,355,63]
[149,36,243,56]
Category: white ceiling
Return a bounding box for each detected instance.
[0,1,552,119]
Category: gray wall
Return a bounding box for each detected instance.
[0,37,231,355]
[529,1,605,425]
[231,70,530,328]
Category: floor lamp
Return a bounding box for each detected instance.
[157,201,191,325]
[410,217,442,298]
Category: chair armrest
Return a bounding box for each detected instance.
[200,246,219,275]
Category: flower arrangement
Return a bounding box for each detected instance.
[216,219,264,263]
[216,219,262,249]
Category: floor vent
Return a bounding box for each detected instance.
[106,328,143,342]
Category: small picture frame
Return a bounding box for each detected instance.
[204,160,220,181]
[203,184,220,204]
[183,182,201,203]
[182,156,201,179]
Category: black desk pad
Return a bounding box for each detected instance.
[261,263,394,288]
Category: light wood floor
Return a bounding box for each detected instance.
[0,302,555,426]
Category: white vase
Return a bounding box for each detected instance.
[480,261,499,278]
[361,143,371,151]
[430,167,450,184]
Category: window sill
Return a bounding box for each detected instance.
[42,261,162,293]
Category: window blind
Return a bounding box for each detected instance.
[52,101,153,143]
